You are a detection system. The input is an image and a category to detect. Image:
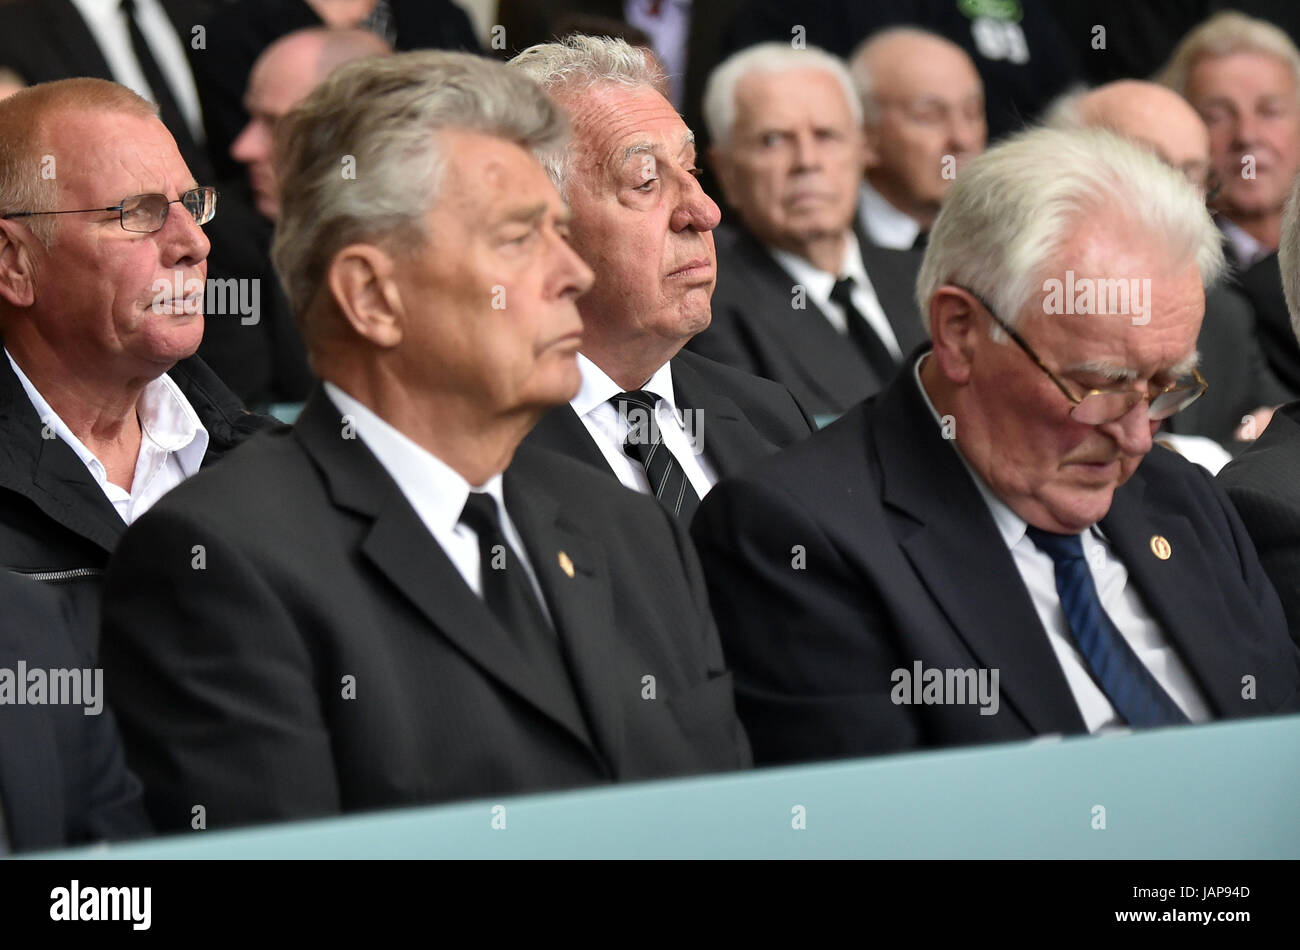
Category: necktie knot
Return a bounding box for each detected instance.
[829,277,855,308]
[120,0,137,14]
[1025,525,1086,564]
[609,389,661,414]
[459,491,502,537]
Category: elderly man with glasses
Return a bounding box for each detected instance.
[0,78,273,652]
[690,126,1300,765]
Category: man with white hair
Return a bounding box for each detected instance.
[510,36,813,524]
[692,127,1300,764]
[849,27,986,252]
[687,42,927,420]
[1159,10,1300,393]
[1221,172,1300,647]
[99,52,751,832]
[1048,79,1290,458]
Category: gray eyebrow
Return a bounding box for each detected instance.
[619,131,696,164]
[1064,351,1200,382]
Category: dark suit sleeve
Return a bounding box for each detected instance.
[659,496,753,767]
[1220,475,1300,650]
[690,474,920,764]
[101,506,341,832]
[71,701,152,845]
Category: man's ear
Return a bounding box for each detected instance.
[927,286,983,385]
[861,120,881,171]
[326,243,404,348]
[0,221,40,308]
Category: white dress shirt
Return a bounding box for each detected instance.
[858,179,923,252]
[322,382,550,614]
[769,230,903,359]
[571,353,717,499]
[1217,216,1271,270]
[70,0,206,144]
[7,348,208,525]
[912,354,1211,731]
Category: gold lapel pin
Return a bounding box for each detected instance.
[557,551,575,578]
[1150,535,1172,560]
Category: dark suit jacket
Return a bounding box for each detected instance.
[524,347,814,491]
[0,569,149,853]
[100,387,751,832]
[687,226,928,420]
[0,348,277,654]
[691,348,1300,765]
[1165,284,1292,448]
[1231,251,1300,397]
[1220,400,1300,645]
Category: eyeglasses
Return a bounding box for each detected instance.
[954,286,1208,425]
[1,186,217,233]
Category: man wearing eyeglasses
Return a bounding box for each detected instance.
[0,78,273,654]
[690,126,1300,765]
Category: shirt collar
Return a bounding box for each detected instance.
[572,352,678,418]
[321,381,505,536]
[767,229,862,296]
[859,179,922,250]
[1217,216,1270,269]
[5,347,208,479]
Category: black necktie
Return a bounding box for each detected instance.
[119,0,207,176]
[829,277,898,383]
[609,389,700,522]
[1025,526,1190,728]
[911,230,929,251]
[459,492,568,677]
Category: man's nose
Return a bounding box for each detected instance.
[230,119,269,164]
[792,129,821,171]
[670,168,721,232]
[1098,399,1155,457]
[160,199,211,267]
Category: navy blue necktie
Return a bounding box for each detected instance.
[1025,526,1189,728]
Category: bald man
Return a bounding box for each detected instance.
[1051,80,1290,456]
[849,28,987,251]
[233,27,392,220]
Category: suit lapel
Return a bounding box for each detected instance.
[873,360,1088,734]
[42,1,114,80]
[1100,474,1254,717]
[505,468,625,776]
[730,230,881,408]
[526,405,613,478]
[292,389,600,758]
[671,352,774,479]
[858,240,929,355]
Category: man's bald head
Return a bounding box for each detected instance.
[1062,80,1213,194]
[232,27,392,219]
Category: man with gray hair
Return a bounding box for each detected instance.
[99,51,751,832]
[510,35,813,525]
[1220,172,1300,646]
[849,27,986,253]
[686,41,927,421]
[1047,78,1290,459]
[692,127,1300,764]
[1159,10,1300,393]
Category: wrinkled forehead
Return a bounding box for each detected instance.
[47,110,194,200]
[566,84,692,173]
[735,67,855,120]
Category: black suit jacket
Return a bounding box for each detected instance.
[1220,400,1300,645]
[691,348,1300,765]
[524,347,814,491]
[687,226,928,420]
[0,348,277,654]
[1231,251,1300,397]
[100,387,751,832]
[0,569,149,853]
[1165,284,1292,448]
